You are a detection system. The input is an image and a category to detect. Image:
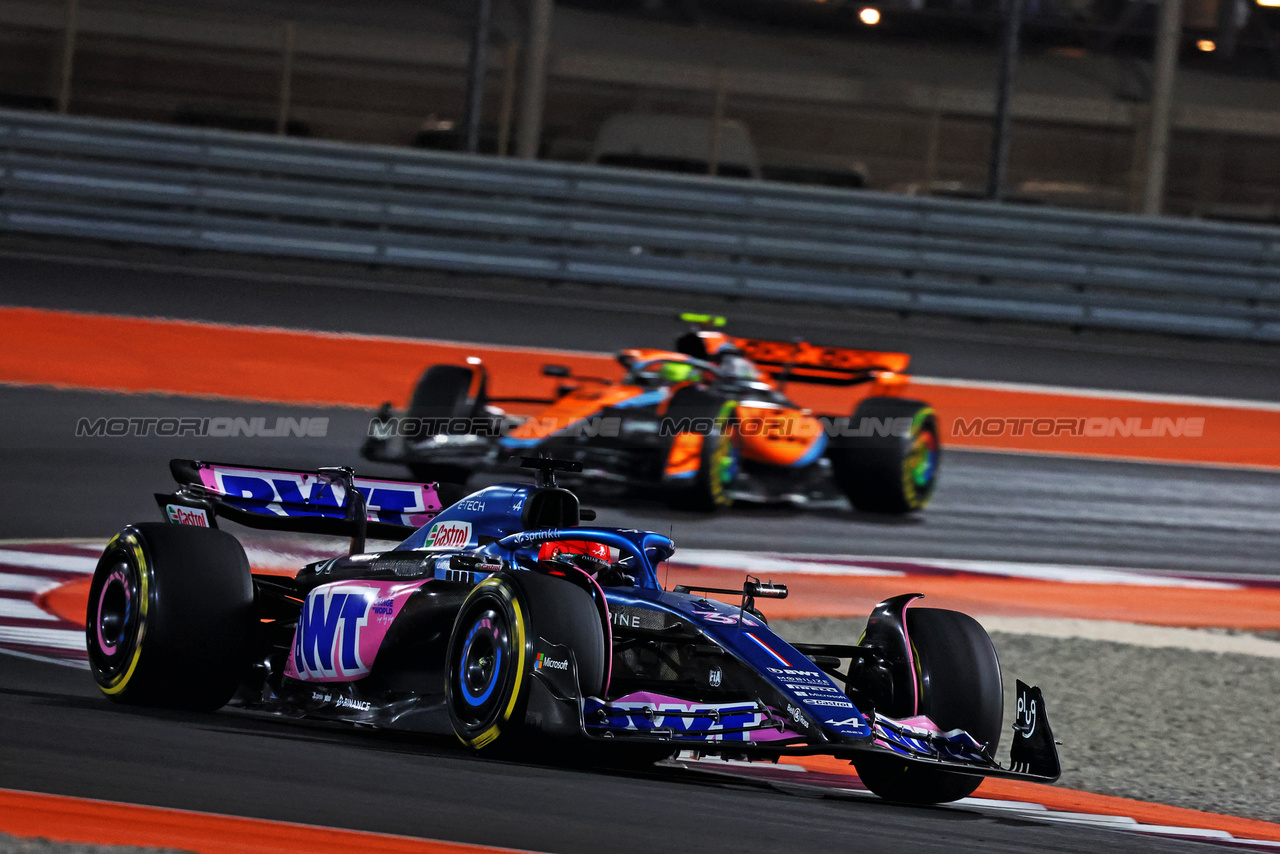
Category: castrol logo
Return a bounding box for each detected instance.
[427,521,472,549]
[166,504,210,527]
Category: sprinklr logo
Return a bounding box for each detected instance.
[427,521,472,548]
[535,653,569,671]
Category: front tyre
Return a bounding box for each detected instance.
[446,572,606,751]
[669,424,738,513]
[664,390,738,513]
[854,608,1003,804]
[827,397,939,514]
[86,523,255,711]
[447,577,528,749]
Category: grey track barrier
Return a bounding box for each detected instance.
[1,109,1278,341]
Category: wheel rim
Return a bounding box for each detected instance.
[906,427,938,491]
[452,603,513,729]
[713,431,739,490]
[88,552,143,683]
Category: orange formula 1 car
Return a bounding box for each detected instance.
[362,316,939,514]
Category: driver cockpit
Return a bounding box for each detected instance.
[536,539,636,587]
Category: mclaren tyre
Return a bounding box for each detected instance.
[663,389,739,513]
[854,608,1004,804]
[827,397,939,514]
[85,523,255,711]
[446,571,606,751]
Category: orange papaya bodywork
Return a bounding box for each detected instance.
[733,404,827,467]
[505,383,649,442]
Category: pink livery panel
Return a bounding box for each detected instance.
[285,579,428,683]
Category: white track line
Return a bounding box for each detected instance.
[0,626,86,650]
[671,551,902,578]
[0,550,99,574]
[673,550,1240,589]
[0,573,60,594]
[0,600,56,622]
[682,756,1279,848]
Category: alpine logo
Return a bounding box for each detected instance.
[427,521,472,549]
[165,505,209,527]
[535,653,569,671]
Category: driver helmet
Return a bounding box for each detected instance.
[538,540,611,575]
[718,351,758,380]
[657,361,701,384]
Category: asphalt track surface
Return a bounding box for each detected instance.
[0,655,1211,854]
[3,249,1279,852]
[4,383,1279,573]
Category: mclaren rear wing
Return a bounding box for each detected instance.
[155,459,443,552]
[730,337,910,387]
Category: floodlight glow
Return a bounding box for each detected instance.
[859,7,881,24]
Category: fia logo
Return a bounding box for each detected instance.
[708,668,722,688]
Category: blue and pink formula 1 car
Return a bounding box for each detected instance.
[86,458,1059,804]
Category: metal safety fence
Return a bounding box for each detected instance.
[2,109,1278,340]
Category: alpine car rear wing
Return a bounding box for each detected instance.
[729,336,910,387]
[155,459,443,552]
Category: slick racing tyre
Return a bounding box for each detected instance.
[673,423,737,513]
[446,571,605,751]
[827,397,939,514]
[86,523,255,711]
[663,389,739,513]
[406,364,482,486]
[854,608,1003,804]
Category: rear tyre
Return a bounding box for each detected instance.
[827,397,939,514]
[854,608,1003,804]
[446,572,605,751]
[406,365,480,485]
[86,523,255,711]
[664,389,738,513]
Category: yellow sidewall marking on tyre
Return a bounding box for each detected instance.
[502,598,526,723]
[462,578,527,750]
[100,530,149,695]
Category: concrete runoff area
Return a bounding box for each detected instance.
[777,617,1280,824]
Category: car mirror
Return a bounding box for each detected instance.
[543,364,571,378]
